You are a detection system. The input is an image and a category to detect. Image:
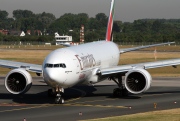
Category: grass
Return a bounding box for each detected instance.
[0,45,64,50]
[0,45,180,76]
[1,44,180,51]
[84,108,180,121]
[119,44,180,52]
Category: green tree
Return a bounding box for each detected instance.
[0,33,4,41]
[36,12,56,31]
[88,18,99,30]
[0,10,8,20]
[75,13,89,28]
[13,10,34,19]
[95,13,107,28]
[0,10,13,29]
[113,21,122,32]
[85,31,99,42]
[152,20,162,32]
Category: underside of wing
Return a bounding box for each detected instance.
[101,58,180,75]
[100,58,180,94]
[0,59,42,73]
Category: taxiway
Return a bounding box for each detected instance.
[0,77,180,121]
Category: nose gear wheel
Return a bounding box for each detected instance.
[47,87,65,104]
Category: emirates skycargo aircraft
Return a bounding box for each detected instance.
[1,0,180,104]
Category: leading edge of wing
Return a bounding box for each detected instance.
[101,58,180,75]
[119,42,175,54]
[0,59,42,73]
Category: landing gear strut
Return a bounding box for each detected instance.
[48,87,64,104]
[109,75,129,97]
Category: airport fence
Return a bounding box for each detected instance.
[0,41,50,45]
[0,41,180,46]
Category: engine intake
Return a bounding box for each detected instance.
[5,69,32,94]
[125,68,152,94]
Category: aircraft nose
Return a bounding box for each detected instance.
[44,69,65,85]
[47,70,56,80]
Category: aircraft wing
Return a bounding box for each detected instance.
[119,42,174,54]
[0,59,42,73]
[101,58,180,75]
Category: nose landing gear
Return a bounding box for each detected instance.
[55,87,64,104]
[55,94,64,104]
[48,87,64,104]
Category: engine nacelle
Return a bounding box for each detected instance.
[5,68,32,94]
[125,68,152,94]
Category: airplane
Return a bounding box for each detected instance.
[1,0,180,104]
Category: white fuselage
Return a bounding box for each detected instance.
[43,41,120,88]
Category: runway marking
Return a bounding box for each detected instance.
[73,99,116,104]
[66,97,81,103]
[0,104,52,113]
[143,93,173,97]
[0,103,127,112]
[62,103,127,109]
[0,103,27,106]
[0,88,87,112]
[65,88,87,103]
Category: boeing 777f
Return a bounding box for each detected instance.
[1,0,180,104]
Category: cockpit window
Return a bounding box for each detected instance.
[45,64,53,68]
[61,64,66,68]
[54,64,60,68]
[63,64,66,68]
[45,63,66,68]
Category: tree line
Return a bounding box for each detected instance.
[0,9,180,43]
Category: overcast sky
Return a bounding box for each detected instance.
[1,0,180,22]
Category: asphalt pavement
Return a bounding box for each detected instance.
[0,77,180,121]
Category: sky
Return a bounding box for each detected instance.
[0,0,180,22]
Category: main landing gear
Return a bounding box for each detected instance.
[48,87,64,104]
[109,75,129,97]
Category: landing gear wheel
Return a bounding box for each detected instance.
[113,88,129,97]
[55,97,64,104]
[60,98,64,104]
[55,97,60,104]
[122,89,129,97]
[113,88,122,97]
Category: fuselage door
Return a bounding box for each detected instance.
[73,57,81,74]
